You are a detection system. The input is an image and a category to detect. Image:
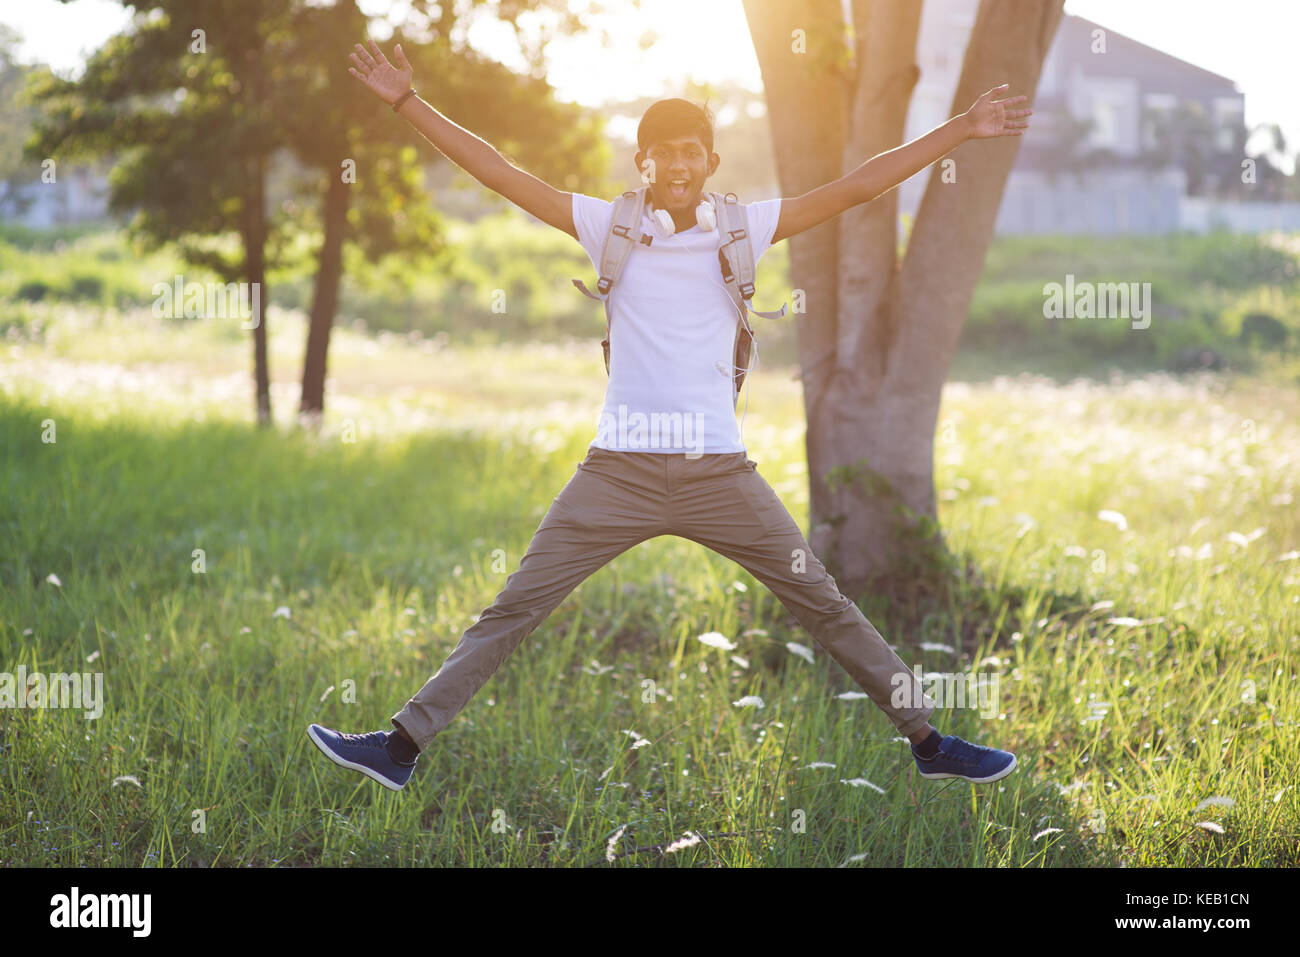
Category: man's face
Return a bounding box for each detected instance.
[635,135,718,212]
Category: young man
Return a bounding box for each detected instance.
[309,39,1032,791]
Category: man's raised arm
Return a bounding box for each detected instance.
[771,84,1032,244]
[348,39,577,240]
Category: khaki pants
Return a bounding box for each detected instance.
[392,447,935,750]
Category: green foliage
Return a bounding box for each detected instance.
[964,231,1300,369]
[15,280,49,303]
[17,0,616,418]
[3,218,1297,374]
[0,231,187,319]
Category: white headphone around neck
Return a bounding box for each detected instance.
[650,196,716,238]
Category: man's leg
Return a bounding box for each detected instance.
[390,449,664,750]
[669,453,935,738]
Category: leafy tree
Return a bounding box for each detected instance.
[286,0,612,419]
[24,0,611,423]
[26,1,296,422]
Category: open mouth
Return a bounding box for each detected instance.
[668,179,690,200]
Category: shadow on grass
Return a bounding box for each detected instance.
[1,395,587,598]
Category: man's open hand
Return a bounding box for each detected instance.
[964,84,1032,138]
[348,39,413,107]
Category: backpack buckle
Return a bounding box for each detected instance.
[597,277,613,294]
[612,225,632,239]
[729,228,748,241]
[739,281,755,299]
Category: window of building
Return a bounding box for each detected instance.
[1142,92,1177,151]
[1213,96,1244,152]
[1091,99,1119,148]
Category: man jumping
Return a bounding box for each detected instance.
[308,38,1031,792]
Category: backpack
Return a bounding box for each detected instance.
[571,187,787,402]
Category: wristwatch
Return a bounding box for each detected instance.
[391,88,417,112]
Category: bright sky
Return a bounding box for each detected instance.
[4,0,1296,160]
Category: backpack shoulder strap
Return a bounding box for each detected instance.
[714,191,788,321]
[712,191,748,327]
[571,187,649,374]
[571,187,646,304]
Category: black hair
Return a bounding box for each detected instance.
[637,98,715,155]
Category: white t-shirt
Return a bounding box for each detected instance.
[572,192,783,455]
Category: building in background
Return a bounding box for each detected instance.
[899,0,1300,234]
[0,161,111,229]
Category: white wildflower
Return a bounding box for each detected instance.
[1193,796,1235,811]
[622,730,651,750]
[605,824,628,863]
[697,632,736,651]
[1226,530,1263,548]
[786,642,815,664]
[665,832,702,854]
[1097,509,1128,531]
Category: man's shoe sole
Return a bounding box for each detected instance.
[918,754,1017,784]
[306,724,410,792]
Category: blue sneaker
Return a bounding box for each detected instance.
[913,734,1016,784]
[307,724,416,791]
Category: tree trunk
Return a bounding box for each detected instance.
[746,0,1064,597]
[245,152,272,427]
[299,169,350,421]
[243,42,272,428]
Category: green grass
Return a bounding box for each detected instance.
[1,307,1298,868]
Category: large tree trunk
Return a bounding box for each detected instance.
[299,170,350,421]
[745,0,1064,597]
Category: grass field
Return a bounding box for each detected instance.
[2,305,1298,867]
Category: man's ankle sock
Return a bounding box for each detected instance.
[391,721,414,744]
[912,728,942,759]
[386,725,419,763]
